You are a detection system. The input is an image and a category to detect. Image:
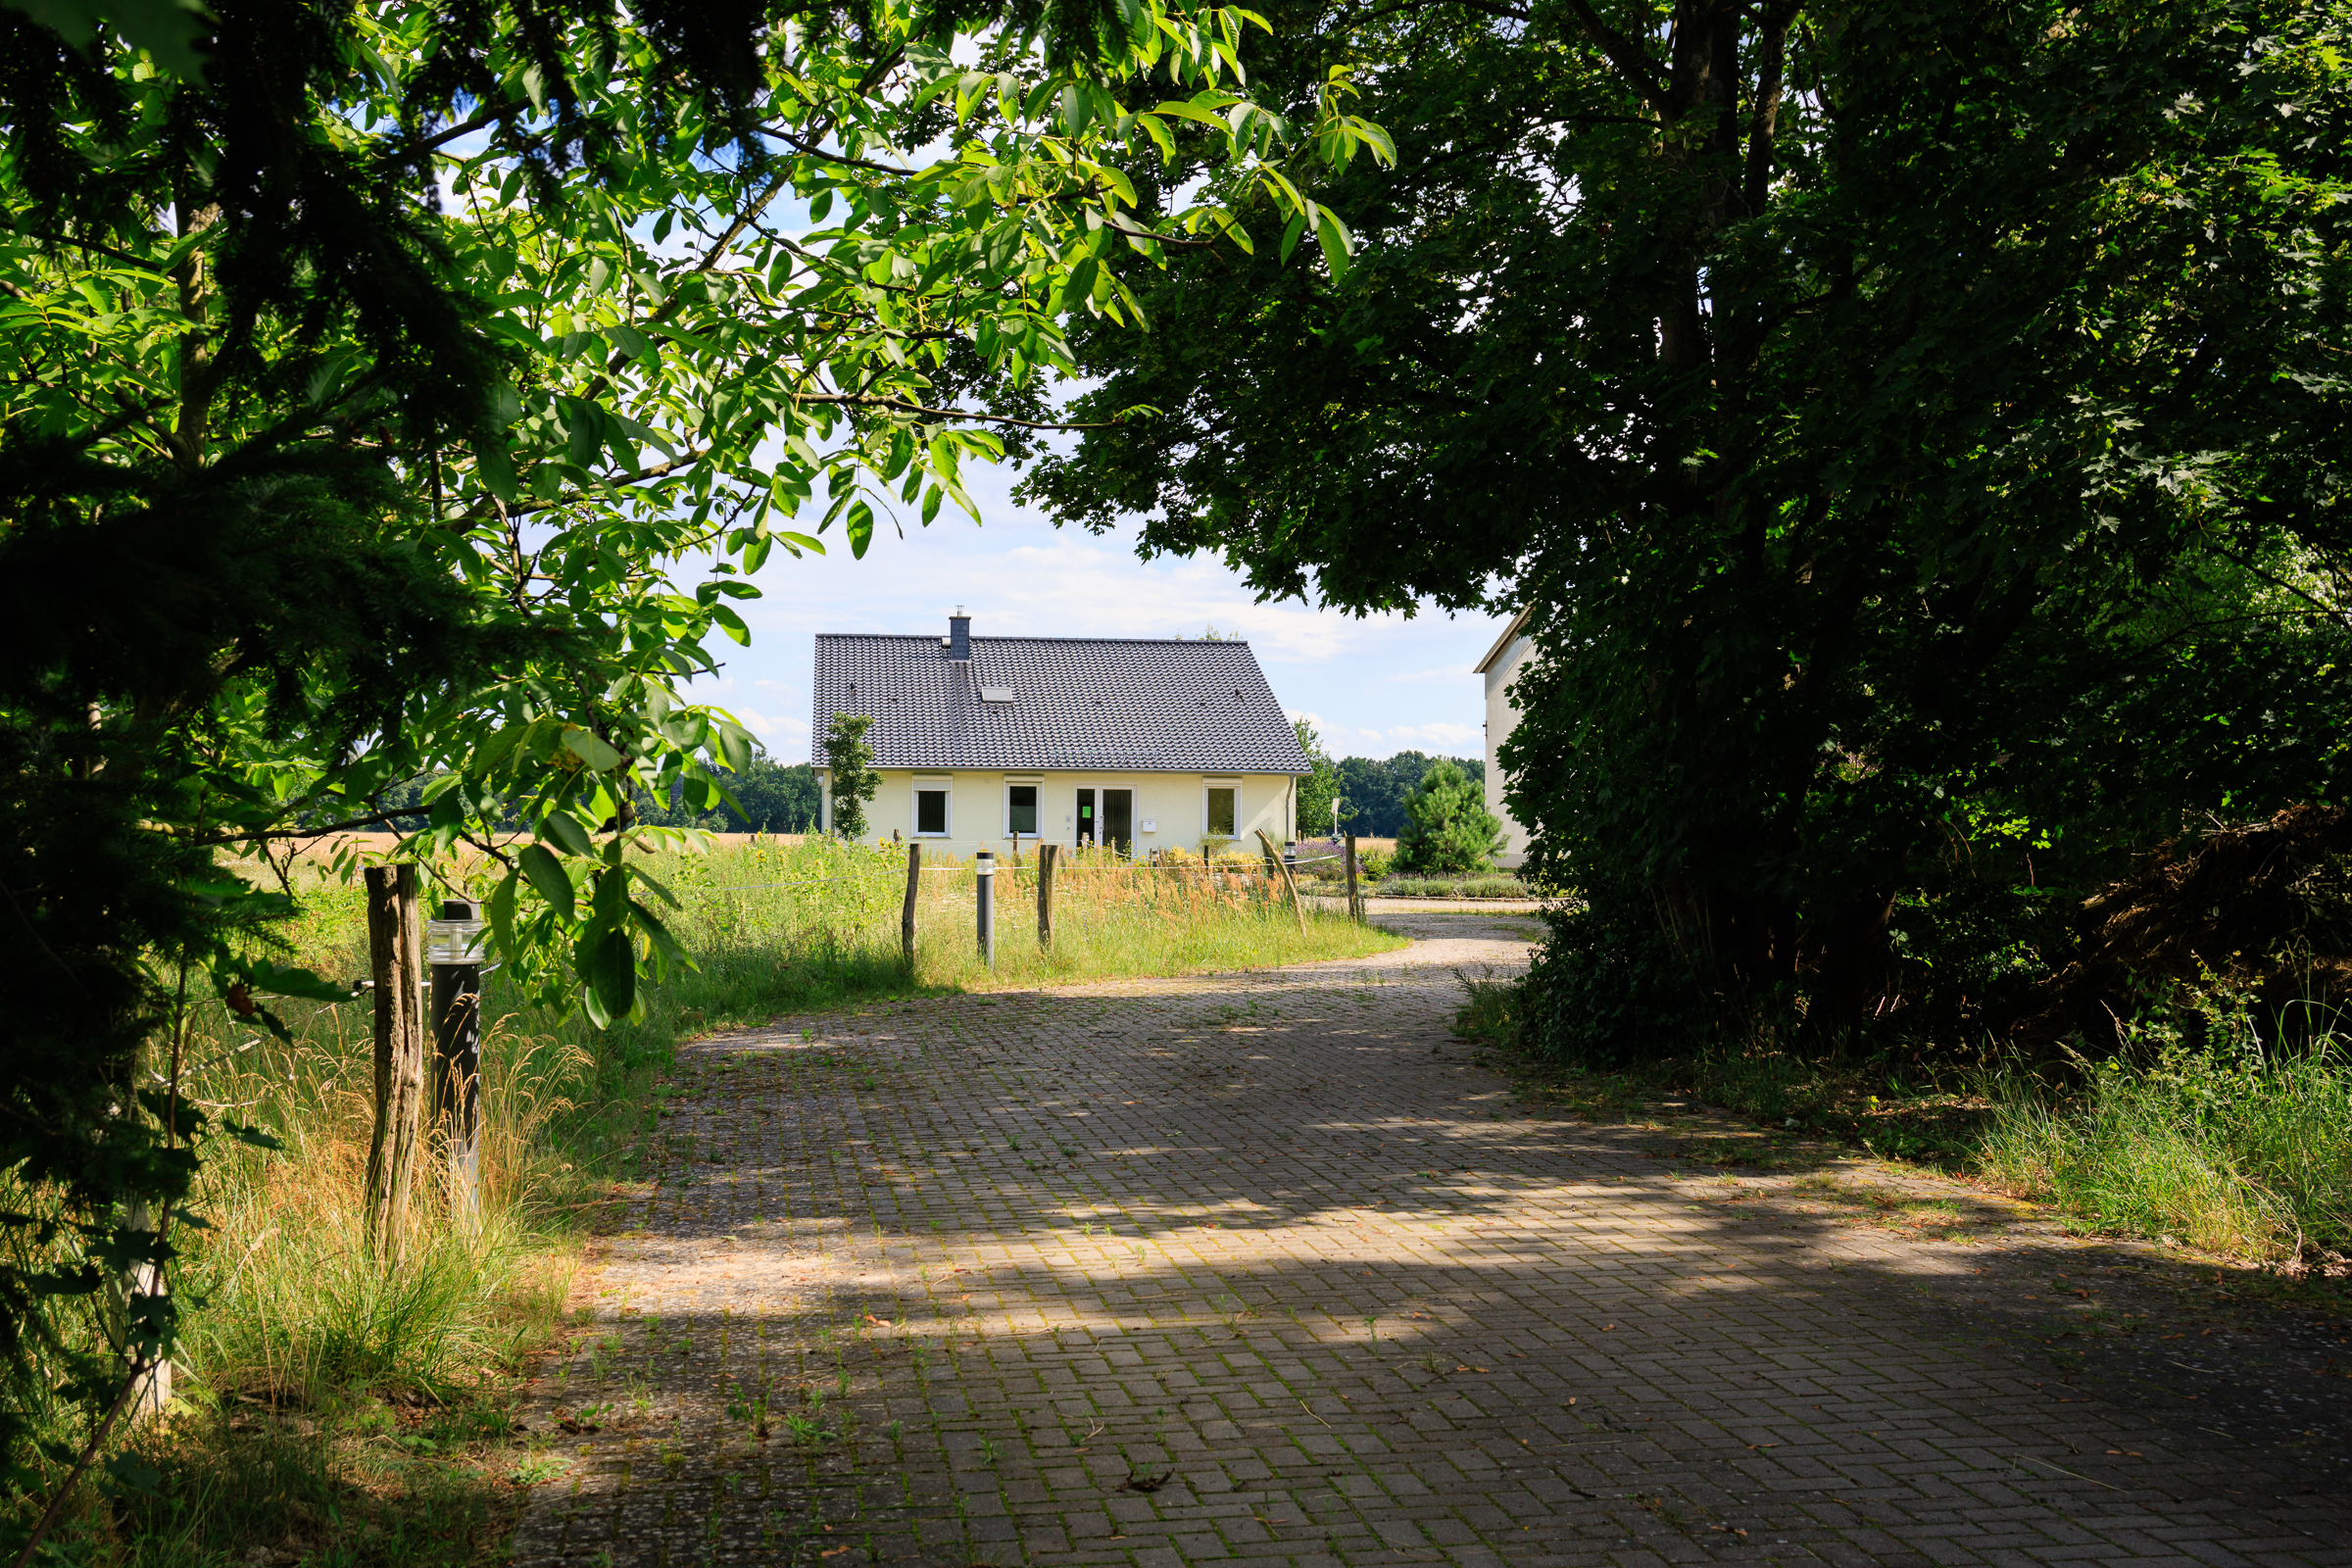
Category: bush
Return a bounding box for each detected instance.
[1395,760,1506,874]
[1357,848,1393,880]
[1517,894,1713,1069]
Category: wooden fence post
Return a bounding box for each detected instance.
[1036,842,1056,948]
[1256,829,1305,932]
[364,865,425,1253]
[1346,833,1362,922]
[902,842,921,969]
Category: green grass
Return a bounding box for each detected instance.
[649,837,1404,1004]
[19,835,1399,1565]
[1979,1042,2352,1259]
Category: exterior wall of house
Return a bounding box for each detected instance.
[1482,631,1533,866]
[814,769,1298,858]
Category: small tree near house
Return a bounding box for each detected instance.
[824,713,878,840]
[1396,760,1506,874]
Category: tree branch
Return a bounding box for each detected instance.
[759,123,915,175]
[397,101,527,161]
[1559,0,1673,117]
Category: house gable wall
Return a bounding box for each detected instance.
[817,769,1296,858]
[1481,631,1533,863]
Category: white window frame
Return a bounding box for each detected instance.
[911,775,953,838]
[1202,778,1241,840]
[1003,777,1043,838]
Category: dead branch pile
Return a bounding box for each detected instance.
[2029,802,2352,1045]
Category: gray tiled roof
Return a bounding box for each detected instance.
[812,635,1312,774]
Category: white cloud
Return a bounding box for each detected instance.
[731,708,809,746]
[1390,721,1482,751]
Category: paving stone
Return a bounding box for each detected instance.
[509,912,2351,1566]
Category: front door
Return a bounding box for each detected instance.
[1103,789,1133,856]
[1076,788,1096,847]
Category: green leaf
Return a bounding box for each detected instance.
[714,720,754,775]
[561,726,624,772]
[564,398,605,470]
[585,927,634,1020]
[1314,205,1354,284]
[847,500,875,559]
[540,811,595,858]
[14,0,209,78]
[518,844,576,917]
[234,958,348,1004]
[488,869,519,956]
[591,864,625,925]
[470,435,519,504]
[1279,209,1308,265]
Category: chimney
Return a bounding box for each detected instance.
[949,607,970,662]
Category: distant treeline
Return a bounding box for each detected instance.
[1315,751,1485,841]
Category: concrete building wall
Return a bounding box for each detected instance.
[814,769,1298,858]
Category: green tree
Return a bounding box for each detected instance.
[1327,752,1480,837]
[0,0,1391,1517]
[823,714,879,841]
[1029,0,2352,1057]
[1294,719,1341,837]
[1395,760,1503,874]
[725,752,822,834]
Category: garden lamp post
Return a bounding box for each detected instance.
[974,850,996,969]
[424,897,487,1216]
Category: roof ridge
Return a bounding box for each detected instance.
[814,632,1251,645]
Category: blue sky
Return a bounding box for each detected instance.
[686,454,1510,766]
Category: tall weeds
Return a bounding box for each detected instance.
[174,1018,587,1403]
[1980,1038,2352,1259]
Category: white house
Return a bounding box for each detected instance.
[811,612,1311,858]
[1473,609,1532,867]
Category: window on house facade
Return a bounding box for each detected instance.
[1205,784,1238,837]
[1006,783,1038,835]
[915,784,949,836]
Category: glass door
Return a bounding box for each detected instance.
[1076,788,1096,846]
[1103,789,1133,855]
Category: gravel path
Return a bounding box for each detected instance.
[511,914,2350,1567]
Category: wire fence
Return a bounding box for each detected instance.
[707,845,1351,893]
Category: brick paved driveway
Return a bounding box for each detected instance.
[513,914,2351,1568]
